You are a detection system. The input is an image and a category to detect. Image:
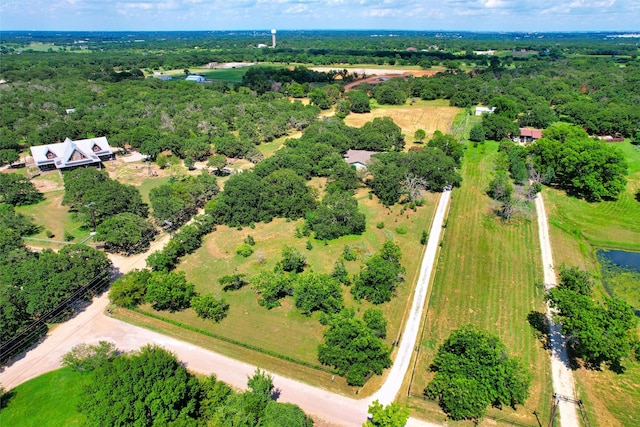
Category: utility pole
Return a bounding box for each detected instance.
[85,202,97,232]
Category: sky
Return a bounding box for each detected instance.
[1,0,639,33]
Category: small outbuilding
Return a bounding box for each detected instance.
[185,75,205,83]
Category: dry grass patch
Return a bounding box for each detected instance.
[344,101,460,146]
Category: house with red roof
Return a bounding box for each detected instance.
[515,128,543,144]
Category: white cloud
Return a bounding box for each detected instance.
[1,0,638,31]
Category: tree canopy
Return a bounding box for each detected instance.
[424,325,531,421]
[547,266,638,368]
[318,309,391,386]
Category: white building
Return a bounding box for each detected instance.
[30,137,115,172]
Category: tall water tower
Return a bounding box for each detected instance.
[271,29,277,48]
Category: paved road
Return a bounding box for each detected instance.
[535,194,580,427]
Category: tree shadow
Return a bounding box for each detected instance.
[271,387,281,401]
[636,190,640,203]
[0,388,16,410]
[527,311,550,350]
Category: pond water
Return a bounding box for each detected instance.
[598,249,640,272]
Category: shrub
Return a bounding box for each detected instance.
[395,226,407,235]
[235,243,254,257]
[191,294,229,322]
[376,222,385,229]
[64,231,75,241]
[342,245,357,261]
[45,230,54,238]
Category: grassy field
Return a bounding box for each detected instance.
[544,142,640,254]
[344,100,460,148]
[404,141,553,427]
[15,189,88,243]
[132,184,438,395]
[0,367,88,426]
[543,141,640,427]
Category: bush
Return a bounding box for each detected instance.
[191,294,229,322]
[395,226,407,235]
[45,230,54,238]
[109,269,151,308]
[235,243,254,257]
[279,246,306,273]
[376,222,385,229]
[342,245,357,261]
[64,231,75,241]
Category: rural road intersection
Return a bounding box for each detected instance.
[2,189,577,427]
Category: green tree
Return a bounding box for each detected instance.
[306,191,365,240]
[0,173,43,206]
[482,113,519,141]
[207,153,227,173]
[62,341,117,372]
[79,345,201,426]
[363,308,387,339]
[251,270,295,309]
[424,325,531,421]
[294,272,344,316]
[413,128,426,143]
[318,309,391,386]
[279,245,307,273]
[347,90,371,113]
[146,270,195,312]
[0,203,39,236]
[363,400,411,427]
[427,131,464,165]
[95,212,157,254]
[109,269,151,308]
[190,293,229,322]
[352,242,404,304]
[469,124,486,143]
[548,267,638,368]
[488,170,513,202]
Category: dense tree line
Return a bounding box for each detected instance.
[64,343,313,426]
[0,173,44,206]
[63,168,148,229]
[528,123,627,201]
[547,266,638,369]
[367,145,462,206]
[0,240,111,344]
[400,58,640,137]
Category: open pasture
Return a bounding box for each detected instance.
[405,142,552,426]
[344,100,460,147]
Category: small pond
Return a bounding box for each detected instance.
[598,249,640,272]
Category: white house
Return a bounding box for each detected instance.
[475,106,496,116]
[343,149,379,171]
[30,137,115,172]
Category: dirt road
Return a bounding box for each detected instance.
[535,194,580,427]
[371,190,450,405]
[0,198,450,427]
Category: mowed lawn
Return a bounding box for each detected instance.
[406,142,553,426]
[544,141,640,427]
[0,367,88,427]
